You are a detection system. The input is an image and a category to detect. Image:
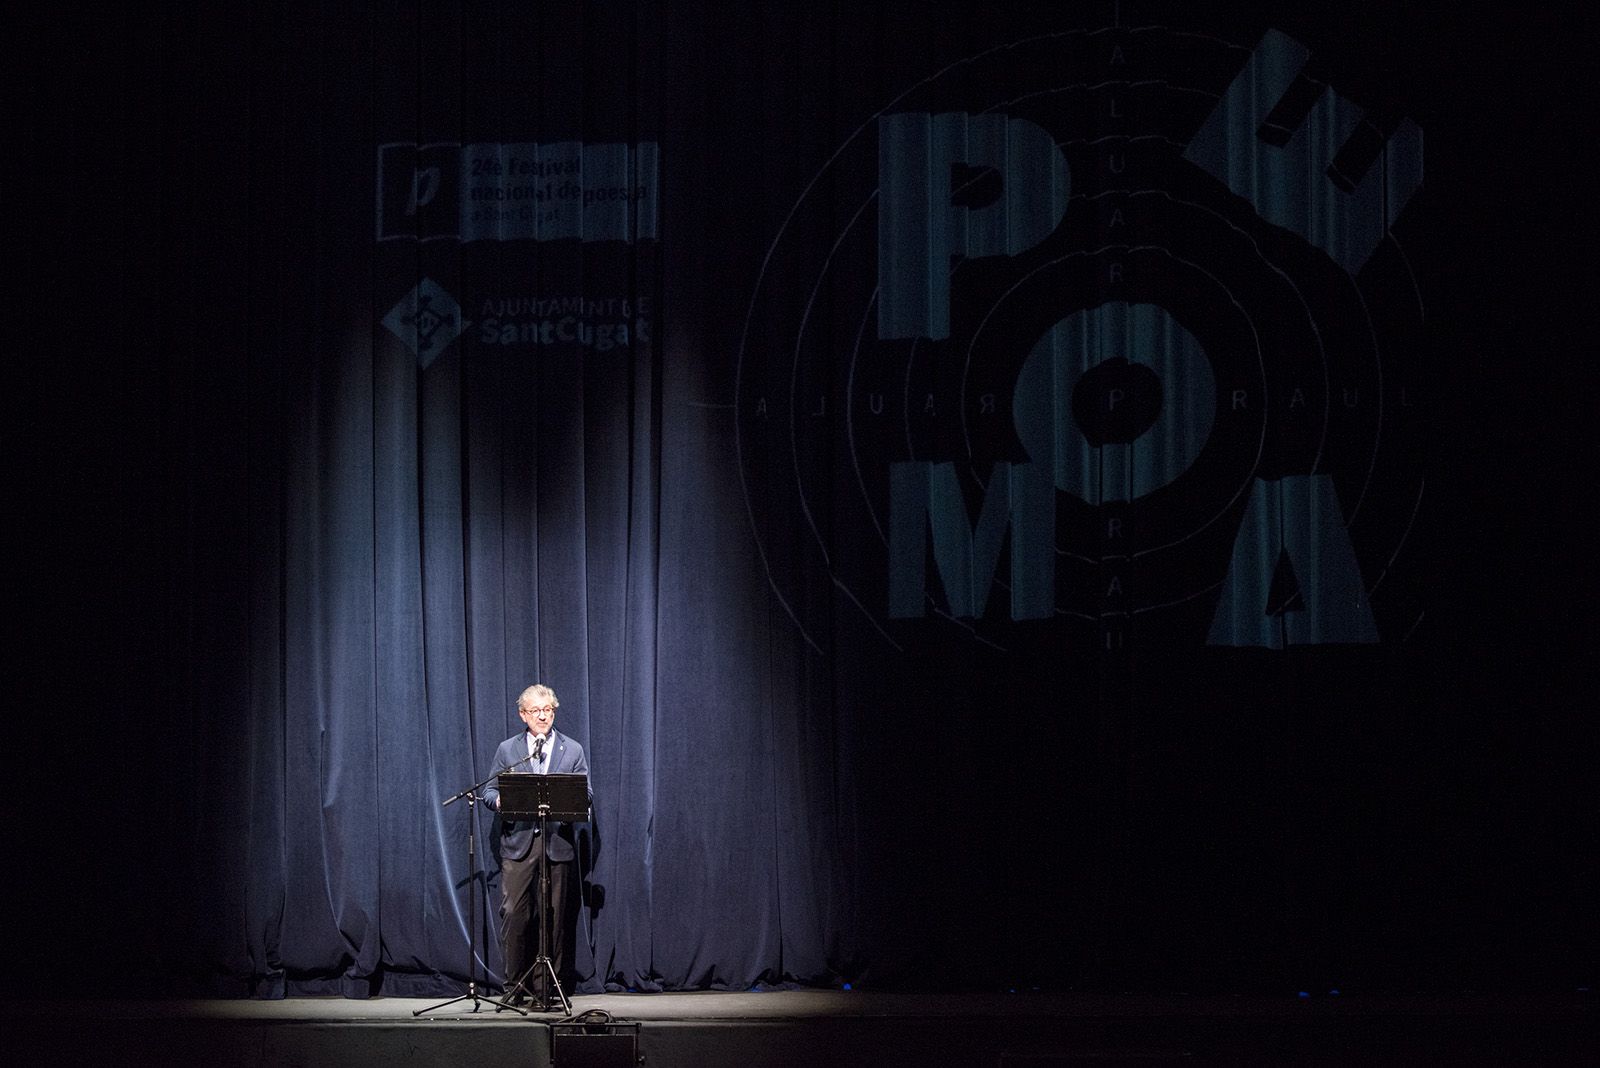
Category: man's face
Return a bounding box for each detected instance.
[519,701,556,737]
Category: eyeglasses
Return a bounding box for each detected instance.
[521,705,556,716]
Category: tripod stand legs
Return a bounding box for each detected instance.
[414,980,528,1017]
[502,955,570,1015]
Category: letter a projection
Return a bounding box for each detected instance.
[1208,475,1378,647]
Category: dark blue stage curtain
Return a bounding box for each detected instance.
[153,0,866,1000]
[54,0,1475,1001]
[22,0,1600,1008]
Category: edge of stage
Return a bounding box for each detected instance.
[5,990,1595,1065]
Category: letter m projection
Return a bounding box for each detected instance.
[1184,29,1422,273]
[889,462,1054,620]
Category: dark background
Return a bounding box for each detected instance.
[8,0,1594,997]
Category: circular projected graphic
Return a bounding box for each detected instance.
[735,23,1426,652]
[1013,302,1213,504]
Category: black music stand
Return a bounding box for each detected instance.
[497,771,589,1014]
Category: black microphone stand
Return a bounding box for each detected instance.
[414,753,538,1017]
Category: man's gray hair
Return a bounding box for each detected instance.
[517,684,559,711]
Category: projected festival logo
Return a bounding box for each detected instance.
[375,140,659,366]
[735,26,1425,653]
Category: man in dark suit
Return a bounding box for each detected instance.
[483,684,591,1003]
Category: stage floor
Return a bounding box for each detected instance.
[6,990,1595,1065]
